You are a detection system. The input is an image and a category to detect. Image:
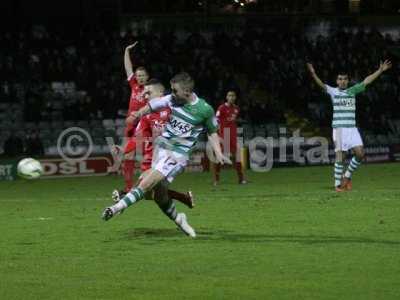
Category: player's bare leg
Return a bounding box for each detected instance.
[102,168,164,220]
[139,169,193,208]
[334,151,346,192]
[112,168,194,208]
[342,146,364,190]
[154,182,196,238]
[113,189,194,209]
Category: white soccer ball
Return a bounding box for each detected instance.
[17,158,43,179]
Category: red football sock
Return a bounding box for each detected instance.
[213,163,221,183]
[168,189,193,208]
[123,160,135,192]
[235,162,244,182]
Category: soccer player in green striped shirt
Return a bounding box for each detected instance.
[102,72,231,237]
[307,60,392,191]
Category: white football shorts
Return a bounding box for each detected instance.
[332,127,363,152]
[152,146,187,183]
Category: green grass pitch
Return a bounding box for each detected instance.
[1,163,400,299]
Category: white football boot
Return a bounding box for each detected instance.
[175,213,196,238]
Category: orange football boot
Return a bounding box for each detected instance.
[341,177,352,191]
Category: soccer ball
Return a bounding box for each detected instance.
[17,158,43,179]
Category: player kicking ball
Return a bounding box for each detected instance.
[102,73,231,237]
[307,60,392,191]
[112,79,195,209]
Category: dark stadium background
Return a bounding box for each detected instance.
[0,0,399,173]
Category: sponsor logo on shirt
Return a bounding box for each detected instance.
[170,117,193,134]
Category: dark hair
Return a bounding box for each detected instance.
[337,71,349,78]
[145,78,165,92]
[170,72,194,92]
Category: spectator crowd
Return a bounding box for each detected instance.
[0,20,399,144]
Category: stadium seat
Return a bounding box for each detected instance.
[102,119,115,129]
[395,120,400,133]
[237,127,243,137]
[51,121,64,130]
[91,127,104,138]
[0,120,12,129]
[243,124,254,140]
[50,130,62,141]
[53,100,63,110]
[254,125,266,137]
[46,146,59,156]
[39,130,53,139]
[94,137,107,146]
[15,130,25,138]
[365,134,378,145]
[387,133,398,144]
[50,111,63,120]
[376,134,389,145]
[1,129,11,137]
[116,126,125,137]
[101,145,111,153]
[266,123,280,138]
[77,120,89,128]
[0,103,8,111]
[92,145,103,154]
[38,121,50,130]
[24,122,37,130]
[42,139,53,148]
[63,121,76,128]
[14,110,23,119]
[89,120,102,128]
[115,119,125,127]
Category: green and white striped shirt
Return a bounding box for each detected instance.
[326,83,366,128]
[149,94,218,156]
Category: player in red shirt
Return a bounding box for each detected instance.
[113,79,194,209]
[213,90,246,185]
[122,42,149,193]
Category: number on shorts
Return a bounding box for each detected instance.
[165,156,177,167]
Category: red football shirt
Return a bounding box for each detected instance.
[127,74,147,115]
[125,74,147,137]
[216,103,239,153]
[216,103,239,137]
[124,108,170,171]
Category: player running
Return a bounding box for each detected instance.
[307,60,392,191]
[102,72,231,237]
[122,42,149,194]
[213,90,246,185]
[113,79,194,209]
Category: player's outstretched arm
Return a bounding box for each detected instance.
[126,95,171,125]
[208,133,232,165]
[306,63,327,92]
[126,104,151,125]
[362,60,392,86]
[124,42,138,79]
